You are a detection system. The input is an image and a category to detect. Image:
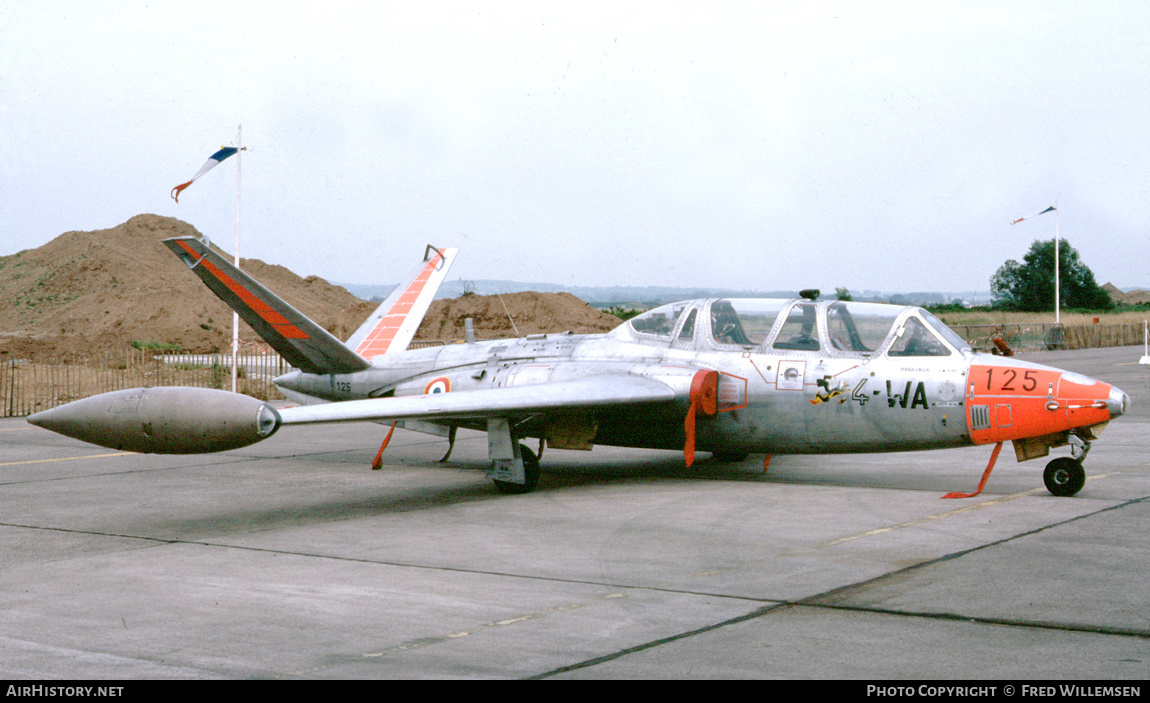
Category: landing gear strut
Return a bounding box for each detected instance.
[1043,457,1085,497]
[487,417,540,494]
[493,444,540,495]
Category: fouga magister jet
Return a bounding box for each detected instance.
[28,239,1130,498]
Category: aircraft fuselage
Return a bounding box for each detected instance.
[274,297,1127,461]
[28,245,1129,498]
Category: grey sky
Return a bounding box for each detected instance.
[2,2,1148,294]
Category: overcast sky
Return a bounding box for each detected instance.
[2,2,1148,294]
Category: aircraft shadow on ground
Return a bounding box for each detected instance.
[136,453,758,538]
[134,442,1020,540]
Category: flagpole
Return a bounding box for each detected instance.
[232,125,242,393]
[1054,204,1060,324]
[170,141,244,380]
[1010,205,1059,321]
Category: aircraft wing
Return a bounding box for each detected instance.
[277,375,676,426]
[164,237,372,376]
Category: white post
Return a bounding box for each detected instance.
[1140,320,1149,365]
[1054,205,1060,324]
[232,125,242,393]
[1011,205,1060,321]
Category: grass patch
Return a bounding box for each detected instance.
[130,340,181,352]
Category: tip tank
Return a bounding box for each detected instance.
[27,387,281,454]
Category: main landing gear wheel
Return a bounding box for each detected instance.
[1044,457,1086,497]
[493,444,540,495]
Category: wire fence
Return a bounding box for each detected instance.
[952,322,1148,354]
[3,322,1146,417]
[0,343,459,418]
[1,348,293,418]
[951,323,1067,354]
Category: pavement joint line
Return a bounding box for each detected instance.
[0,447,403,486]
[0,523,808,678]
[0,453,262,486]
[527,601,789,679]
[0,519,779,608]
[793,600,1150,640]
[6,489,1148,610]
[6,499,1148,678]
[806,491,1149,606]
[282,593,626,676]
[0,451,135,467]
[5,432,1146,677]
[527,491,1150,679]
[820,464,1148,547]
[820,487,1048,547]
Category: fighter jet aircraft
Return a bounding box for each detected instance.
[28,239,1130,497]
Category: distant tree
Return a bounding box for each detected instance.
[605,305,640,321]
[991,239,1114,311]
[834,287,853,301]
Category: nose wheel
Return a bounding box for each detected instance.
[1043,457,1085,497]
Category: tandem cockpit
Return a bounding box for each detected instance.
[615,297,972,358]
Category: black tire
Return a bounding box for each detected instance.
[493,444,540,495]
[1044,457,1085,497]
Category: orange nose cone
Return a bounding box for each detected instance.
[966,362,1125,446]
[1056,371,1116,429]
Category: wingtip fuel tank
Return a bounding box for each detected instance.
[27,387,281,454]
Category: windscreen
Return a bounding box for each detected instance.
[772,303,821,351]
[889,317,951,356]
[628,302,688,339]
[920,309,972,353]
[826,302,902,353]
[711,299,787,347]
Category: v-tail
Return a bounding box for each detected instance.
[163,237,456,375]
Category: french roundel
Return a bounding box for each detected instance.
[424,377,452,395]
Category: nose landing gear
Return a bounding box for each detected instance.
[1044,434,1090,497]
[1044,457,1086,497]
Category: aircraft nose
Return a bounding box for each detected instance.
[1107,385,1131,419]
[273,370,301,391]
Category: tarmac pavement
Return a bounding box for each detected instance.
[1,346,1147,680]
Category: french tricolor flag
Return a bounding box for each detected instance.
[1010,206,1056,225]
[171,147,239,202]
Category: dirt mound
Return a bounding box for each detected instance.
[0,215,622,359]
[416,291,622,340]
[0,215,367,357]
[1104,283,1150,305]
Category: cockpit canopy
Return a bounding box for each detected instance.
[619,298,970,357]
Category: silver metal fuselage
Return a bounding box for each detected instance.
[26,240,1128,492]
[275,298,1001,456]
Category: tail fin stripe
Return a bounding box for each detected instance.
[202,260,311,338]
[176,240,312,340]
[354,251,444,358]
[165,236,371,375]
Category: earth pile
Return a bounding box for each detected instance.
[0,215,621,359]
